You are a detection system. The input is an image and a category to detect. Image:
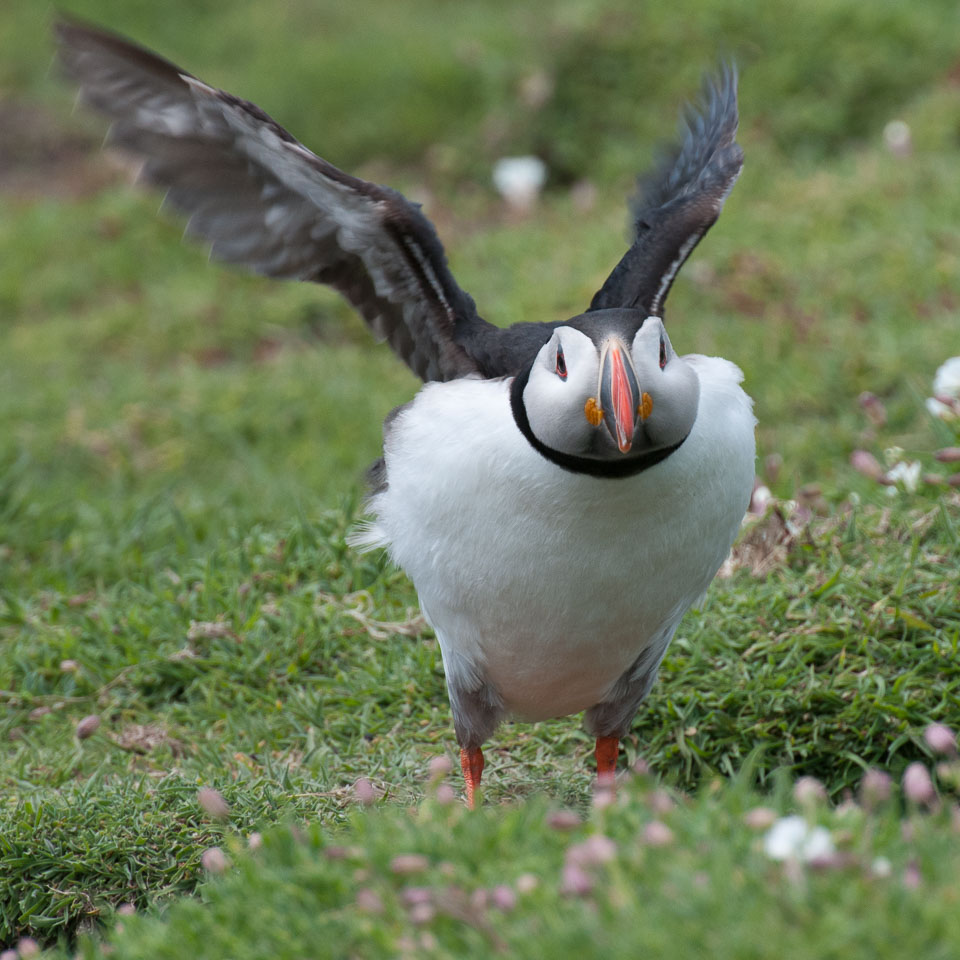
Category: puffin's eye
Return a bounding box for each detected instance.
[659,336,667,370]
[555,345,567,379]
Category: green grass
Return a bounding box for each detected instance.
[55,772,960,959]
[1,0,959,953]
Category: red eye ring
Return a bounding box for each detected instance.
[556,345,567,379]
[659,337,667,370]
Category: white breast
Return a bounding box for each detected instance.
[353,355,755,722]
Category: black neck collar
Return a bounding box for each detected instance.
[509,365,688,479]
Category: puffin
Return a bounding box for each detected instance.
[54,19,756,807]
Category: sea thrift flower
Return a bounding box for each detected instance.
[642,821,675,847]
[469,888,488,911]
[647,789,675,815]
[858,392,887,426]
[400,887,432,907]
[560,863,594,896]
[871,857,892,878]
[851,450,885,481]
[409,902,436,925]
[116,903,136,916]
[547,810,581,831]
[903,860,922,889]
[75,715,101,739]
[592,786,615,810]
[515,873,539,894]
[355,889,384,915]
[390,854,429,875]
[197,787,230,819]
[248,832,263,850]
[883,119,912,157]
[16,941,39,959]
[428,755,453,780]
[793,776,827,806]
[0,949,17,960]
[749,481,773,515]
[860,769,892,810]
[491,885,517,911]
[566,834,617,867]
[763,816,835,863]
[933,357,960,398]
[927,357,960,421]
[201,846,228,874]
[492,156,547,212]
[353,778,376,805]
[743,807,778,831]
[923,723,957,757]
[435,784,456,805]
[902,763,936,806]
[886,460,921,493]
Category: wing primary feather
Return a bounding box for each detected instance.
[588,64,743,318]
[53,16,491,382]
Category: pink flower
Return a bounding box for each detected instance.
[355,889,384,914]
[850,450,885,481]
[428,755,453,780]
[201,847,228,874]
[353,778,377,806]
[642,821,674,847]
[858,392,887,426]
[793,777,827,806]
[400,887,432,907]
[197,787,230,819]
[435,784,456,805]
[547,809,581,831]
[923,723,957,757]
[903,859,922,889]
[902,763,936,806]
[491,885,517,911]
[743,807,778,831]
[566,834,617,867]
[75,715,101,740]
[560,863,594,896]
[647,789,675,815]
[860,769,892,810]
[390,854,429,875]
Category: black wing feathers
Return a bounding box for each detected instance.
[589,66,742,317]
[55,19,741,381]
[54,17,491,382]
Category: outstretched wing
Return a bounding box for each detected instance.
[589,66,742,317]
[54,17,495,382]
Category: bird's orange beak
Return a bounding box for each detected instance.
[598,339,641,453]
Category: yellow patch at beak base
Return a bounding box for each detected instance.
[584,396,604,426]
[638,392,653,421]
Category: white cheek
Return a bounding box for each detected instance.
[524,369,595,453]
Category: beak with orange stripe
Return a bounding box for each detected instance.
[585,338,653,454]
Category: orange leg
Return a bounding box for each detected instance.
[460,746,485,809]
[595,735,619,785]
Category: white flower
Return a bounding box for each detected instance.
[763,815,835,862]
[493,156,547,210]
[925,397,956,421]
[885,460,921,493]
[933,357,960,398]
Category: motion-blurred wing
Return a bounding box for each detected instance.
[54,17,492,382]
[589,66,742,317]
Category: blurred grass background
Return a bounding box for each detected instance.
[1,0,959,951]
